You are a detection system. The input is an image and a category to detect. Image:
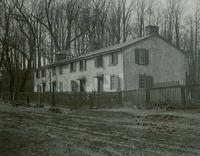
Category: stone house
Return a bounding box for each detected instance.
[34,26,186,93]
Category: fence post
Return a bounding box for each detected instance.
[181,86,186,105]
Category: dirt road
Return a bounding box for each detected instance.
[0,102,200,156]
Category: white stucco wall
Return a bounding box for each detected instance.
[34,35,186,92]
[34,52,124,92]
[123,36,186,91]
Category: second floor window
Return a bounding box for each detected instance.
[70,62,76,72]
[95,56,103,68]
[110,53,118,65]
[52,67,56,76]
[79,60,87,71]
[59,65,63,75]
[42,70,46,78]
[135,49,149,65]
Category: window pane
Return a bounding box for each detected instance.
[96,56,103,67]
[136,49,149,65]
[139,74,145,88]
[80,60,83,71]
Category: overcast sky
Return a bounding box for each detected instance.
[161,0,195,16]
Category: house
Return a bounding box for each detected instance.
[34,26,186,93]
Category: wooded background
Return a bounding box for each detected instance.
[0,0,199,99]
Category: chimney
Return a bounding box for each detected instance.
[146,25,159,36]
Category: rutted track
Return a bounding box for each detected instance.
[0,104,200,156]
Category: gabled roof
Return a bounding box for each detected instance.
[37,34,185,70]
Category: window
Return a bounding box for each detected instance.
[95,56,103,68]
[52,67,56,76]
[139,74,153,89]
[79,60,87,71]
[70,62,76,72]
[135,49,149,65]
[110,53,118,65]
[59,82,63,92]
[71,81,78,92]
[110,75,120,90]
[42,83,46,92]
[59,66,63,75]
[36,70,40,79]
[42,70,46,78]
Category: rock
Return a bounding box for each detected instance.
[48,107,62,113]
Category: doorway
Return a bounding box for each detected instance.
[97,77,104,92]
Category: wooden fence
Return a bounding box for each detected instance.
[0,91,122,109]
[0,85,200,109]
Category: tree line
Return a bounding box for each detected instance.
[0,0,199,100]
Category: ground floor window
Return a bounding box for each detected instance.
[139,74,153,89]
[37,85,41,92]
[71,81,78,92]
[110,75,120,90]
[59,82,63,92]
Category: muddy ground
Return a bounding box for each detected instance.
[0,102,200,156]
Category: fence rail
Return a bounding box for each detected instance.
[0,85,200,109]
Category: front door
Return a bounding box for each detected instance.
[97,77,103,92]
[80,79,86,92]
[42,83,46,92]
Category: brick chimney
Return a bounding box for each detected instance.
[146,25,159,36]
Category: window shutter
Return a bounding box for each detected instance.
[101,56,104,67]
[109,54,112,65]
[135,49,139,64]
[114,53,118,65]
[139,74,145,89]
[117,76,120,90]
[145,50,149,65]
[94,57,97,67]
[84,60,87,70]
[74,62,76,72]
